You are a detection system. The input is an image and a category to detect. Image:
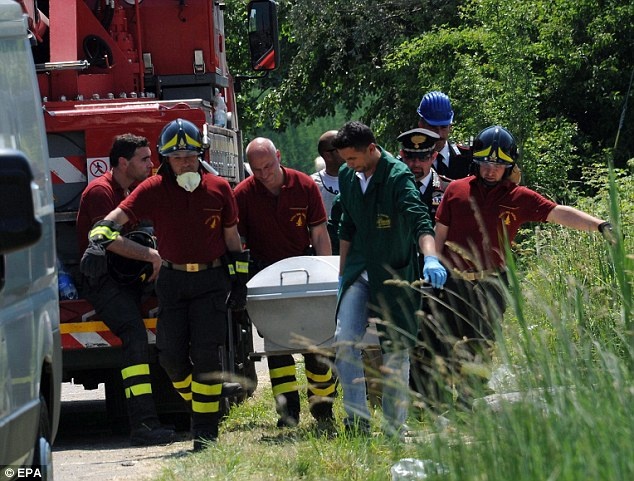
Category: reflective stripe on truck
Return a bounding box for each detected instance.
[60,318,157,349]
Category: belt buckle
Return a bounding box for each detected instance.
[186,263,199,272]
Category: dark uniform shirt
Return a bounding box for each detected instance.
[118,170,238,263]
[234,167,327,265]
[434,141,472,180]
[76,171,126,254]
[436,176,556,271]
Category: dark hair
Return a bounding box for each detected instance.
[110,134,149,167]
[333,121,376,150]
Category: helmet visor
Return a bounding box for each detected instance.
[473,159,513,169]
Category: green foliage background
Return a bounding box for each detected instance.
[226,0,633,203]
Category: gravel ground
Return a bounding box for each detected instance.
[53,333,270,481]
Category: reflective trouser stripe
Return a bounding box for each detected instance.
[173,374,192,402]
[173,374,192,389]
[192,381,222,396]
[121,364,151,379]
[192,400,220,413]
[308,383,336,397]
[269,365,296,378]
[125,383,153,398]
[305,368,332,383]
[192,380,222,414]
[269,363,298,397]
[121,364,153,398]
[272,381,298,397]
[306,367,336,398]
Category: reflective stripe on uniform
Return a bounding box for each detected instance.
[173,374,193,401]
[192,400,220,413]
[308,383,336,397]
[269,365,296,379]
[125,383,153,398]
[173,374,192,389]
[272,380,298,396]
[192,381,222,396]
[121,364,150,379]
[89,225,120,241]
[305,368,332,383]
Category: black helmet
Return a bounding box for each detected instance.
[107,231,156,285]
[157,118,203,157]
[472,125,518,166]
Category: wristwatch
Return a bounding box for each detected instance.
[597,221,612,234]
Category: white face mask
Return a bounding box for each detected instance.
[176,171,201,192]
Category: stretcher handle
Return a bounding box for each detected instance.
[280,268,309,285]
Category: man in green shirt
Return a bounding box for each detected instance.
[332,121,447,436]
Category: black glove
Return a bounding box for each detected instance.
[227,282,247,311]
[80,241,108,278]
[227,250,250,311]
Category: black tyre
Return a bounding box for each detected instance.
[33,395,53,481]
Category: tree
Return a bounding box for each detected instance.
[226,0,634,194]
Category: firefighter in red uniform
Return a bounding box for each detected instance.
[426,125,612,409]
[76,133,176,446]
[80,119,247,451]
[235,137,336,428]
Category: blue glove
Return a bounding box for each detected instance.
[422,255,447,289]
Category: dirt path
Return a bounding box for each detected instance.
[53,334,270,481]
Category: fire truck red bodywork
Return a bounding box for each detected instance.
[17,0,273,420]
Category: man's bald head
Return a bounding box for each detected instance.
[245,137,284,194]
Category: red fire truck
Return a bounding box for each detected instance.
[19,0,279,427]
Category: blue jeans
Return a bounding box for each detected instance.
[335,277,410,434]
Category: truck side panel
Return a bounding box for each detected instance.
[0,0,61,470]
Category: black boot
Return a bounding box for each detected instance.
[130,420,177,446]
[128,394,177,446]
[192,423,219,452]
[275,393,300,428]
[221,382,243,398]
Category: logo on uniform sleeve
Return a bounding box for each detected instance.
[290,207,308,227]
[376,213,391,229]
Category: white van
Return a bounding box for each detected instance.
[0,2,62,479]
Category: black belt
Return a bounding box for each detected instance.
[162,259,222,272]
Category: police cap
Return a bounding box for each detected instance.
[397,128,439,155]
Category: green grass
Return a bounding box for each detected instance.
[156,168,633,480]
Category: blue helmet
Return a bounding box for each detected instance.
[417,91,454,126]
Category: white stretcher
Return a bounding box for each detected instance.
[246,256,379,357]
